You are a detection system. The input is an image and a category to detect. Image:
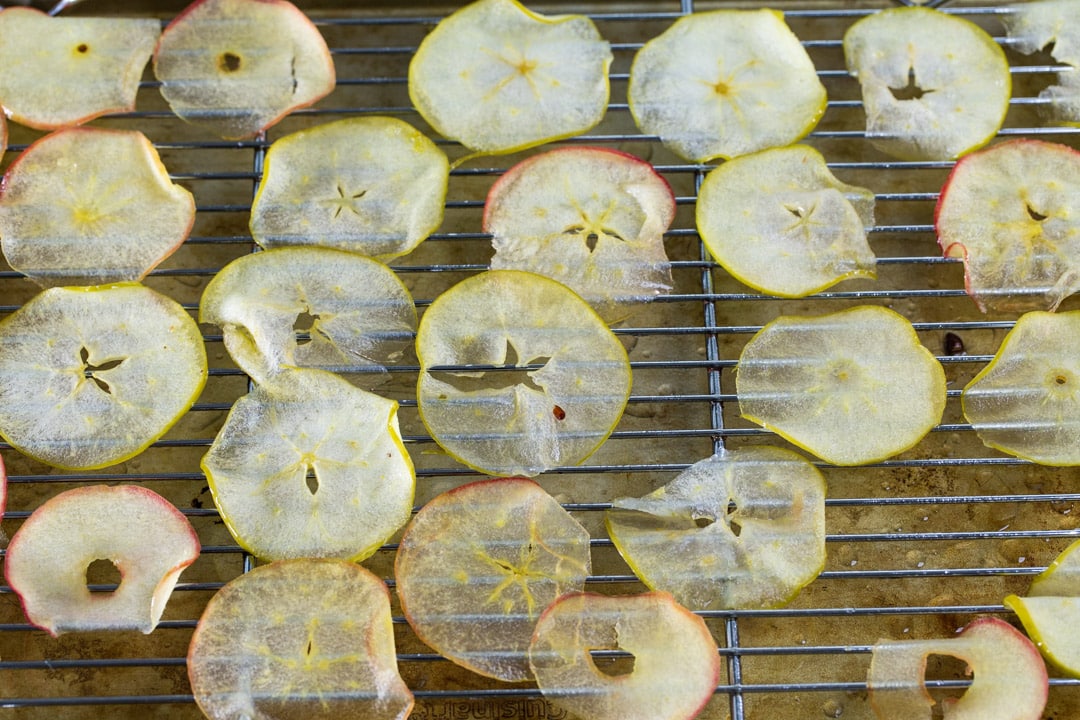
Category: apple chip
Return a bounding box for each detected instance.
[606,446,826,610]
[188,559,413,720]
[416,270,631,477]
[628,9,826,162]
[202,367,414,563]
[736,306,946,465]
[697,145,876,297]
[408,0,612,155]
[1005,539,1080,677]
[485,146,675,323]
[0,283,207,471]
[4,485,199,636]
[843,7,1010,161]
[153,0,335,140]
[395,477,591,682]
[936,139,1080,313]
[1003,0,1080,124]
[250,117,449,260]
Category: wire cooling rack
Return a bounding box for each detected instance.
[1,1,1080,718]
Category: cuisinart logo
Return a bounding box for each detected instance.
[411,699,568,719]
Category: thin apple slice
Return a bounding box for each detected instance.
[1003,0,1080,124]
[249,117,449,261]
[395,477,591,681]
[606,446,826,610]
[0,8,158,130]
[188,559,412,720]
[696,144,876,297]
[628,9,826,162]
[935,139,1080,313]
[1004,539,1080,677]
[408,0,612,155]
[4,484,199,636]
[529,591,721,720]
[153,0,335,140]
[843,7,1010,161]
[867,616,1048,720]
[736,306,946,465]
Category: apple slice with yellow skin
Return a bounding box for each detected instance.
[529,591,721,720]
[153,0,335,140]
[395,477,591,682]
[188,559,412,720]
[4,484,199,636]
[1004,539,1080,677]
[1003,0,1080,125]
[867,616,1048,720]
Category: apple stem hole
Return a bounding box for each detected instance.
[889,66,930,101]
[76,43,88,54]
[1026,204,1048,222]
[85,558,121,592]
[219,52,242,73]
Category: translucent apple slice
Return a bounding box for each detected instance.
[416,270,631,477]
[395,477,591,682]
[3,485,199,636]
[0,283,207,471]
[843,7,1010,161]
[628,9,826,162]
[867,617,1048,720]
[199,247,417,385]
[1004,539,1080,676]
[250,117,449,261]
[408,0,612,155]
[0,8,158,130]
[153,0,335,140]
[1003,0,1080,124]
[697,145,876,298]
[529,591,721,720]
[935,139,1080,313]
[485,147,675,324]
[188,559,412,720]
[606,446,826,610]
[0,127,195,289]
[736,306,946,465]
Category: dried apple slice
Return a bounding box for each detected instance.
[408,0,612,155]
[843,7,1010,161]
[606,447,826,610]
[0,8,158,130]
[395,477,591,682]
[1003,0,1080,124]
[935,139,1080,313]
[416,270,631,477]
[529,591,721,720]
[0,283,207,471]
[153,0,335,140]
[250,117,449,261]
[1004,539,1080,676]
[188,559,412,720]
[736,306,946,465]
[3,484,199,636]
[867,616,1048,720]
[628,9,826,162]
[485,147,675,323]
[202,366,413,563]
[697,145,876,297]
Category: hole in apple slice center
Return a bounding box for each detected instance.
[303,463,319,495]
[293,310,318,347]
[85,558,121,592]
[433,339,550,394]
[591,648,636,678]
[925,652,971,714]
[889,66,931,101]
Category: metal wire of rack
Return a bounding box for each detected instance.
[1,1,1079,718]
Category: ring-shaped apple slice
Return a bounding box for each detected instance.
[4,484,199,636]
[606,446,826,610]
[395,477,591,682]
[408,0,612,155]
[188,559,413,720]
[1004,539,1080,677]
[736,306,946,466]
[628,9,826,162]
[0,283,207,471]
[697,145,876,297]
[416,270,631,477]
[843,7,1010,161]
[1003,0,1080,125]
[250,117,449,261]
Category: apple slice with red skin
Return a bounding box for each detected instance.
[4,484,200,636]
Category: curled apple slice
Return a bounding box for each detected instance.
[250,117,449,261]
[628,9,826,162]
[1003,0,1080,124]
[843,7,1010,161]
[4,485,199,636]
[395,477,591,681]
[867,617,1048,720]
[153,0,335,140]
[408,0,612,155]
[188,559,413,720]
[1004,539,1080,677]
